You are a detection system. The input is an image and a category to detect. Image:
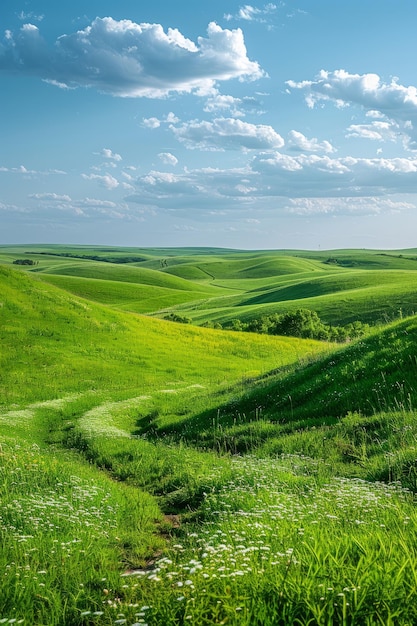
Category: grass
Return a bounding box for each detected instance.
[166,269,417,327]
[76,455,417,625]
[38,274,221,314]
[3,245,417,624]
[0,439,164,626]
[4,245,417,327]
[1,264,325,407]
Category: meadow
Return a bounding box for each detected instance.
[1,244,417,625]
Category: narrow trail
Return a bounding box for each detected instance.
[1,383,206,441]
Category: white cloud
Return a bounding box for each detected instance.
[142,117,161,129]
[200,87,263,117]
[142,112,180,128]
[345,121,400,142]
[126,152,417,214]
[0,18,265,97]
[29,192,72,202]
[287,130,335,153]
[224,4,277,23]
[101,148,122,161]
[0,164,66,176]
[0,201,25,213]
[287,69,417,148]
[17,11,44,22]
[79,198,118,208]
[158,152,178,166]
[171,117,284,150]
[82,173,119,189]
[203,90,245,116]
[286,196,414,216]
[366,110,385,119]
[287,70,417,114]
[253,152,417,196]
[0,164,37,174]
[42,78,74,90]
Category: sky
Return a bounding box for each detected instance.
[2,1,417,250]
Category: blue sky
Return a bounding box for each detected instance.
[2,1,417,249]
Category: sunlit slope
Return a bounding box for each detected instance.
[216,316,417,424]
[301,248,417,270]
[163,254,325,281]
[36,260,220,292]
[38,273,223,313]
[171,269,417,326]
[0,266,328,407]
[153,315,417,445]
[35,259,230,311]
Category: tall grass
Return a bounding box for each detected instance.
[3,249,417,624]
[101,455,417,625]
[0,440,163,626]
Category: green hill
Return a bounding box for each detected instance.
[168,268,417,326]
[3,248,417,625]
[4,245,417,327]
[0,265,327,407]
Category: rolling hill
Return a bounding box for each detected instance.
[3,245,417,624]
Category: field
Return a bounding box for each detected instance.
[2,244,417,625]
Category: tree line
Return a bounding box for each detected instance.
[166,308,370,343]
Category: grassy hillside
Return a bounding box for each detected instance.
[3,244,417,327]
[37,273,217,313]
[162,254,324,280]
[175,268,417,326]
[3,247,417,624]
[0,265,326,407]
[152,315,417,443]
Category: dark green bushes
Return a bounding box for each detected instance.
[164,312,192,324]
[227,309,369,342]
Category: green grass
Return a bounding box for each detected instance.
[38,273,221,313]
[148,315,417,450]
[166,269,417,327]
[1,265,325,407]
[0,438,164,625]
[35,261,219,292]
[4,245,417,327]
[123,455,417,625]
[3,246,417,624]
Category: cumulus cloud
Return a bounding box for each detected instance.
[0,18,265,97]
[142,117,161,129]
[287,130,335,153]
[253,152,417,196]
[170,117,284,150]
[287,69,417,148]
[345,120,402,143]
[201,87,264,116]
[203,90,245,116]
[287,70,417,113]
[158,152,178,165]
[100,148,122,161]
[82,173,119,189]
[142,112,180,128]
[126,152,417,214]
